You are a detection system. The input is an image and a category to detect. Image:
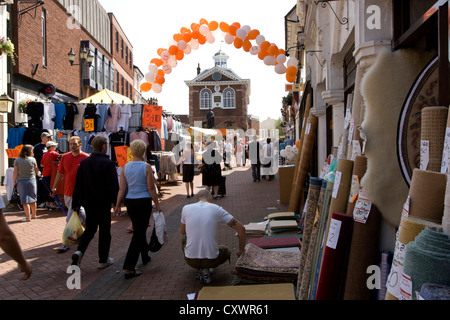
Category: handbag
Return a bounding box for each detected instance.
[9,186,21,205]
[148,211,167,252]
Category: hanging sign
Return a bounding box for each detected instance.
[84,119,95,132]
[6,149,20,158]
[115,145,130,168]
[142,105,162,129]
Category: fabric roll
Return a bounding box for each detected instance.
[346,156,368,216]
[298,179,327,299]
[310,180,334,299]
[403,227,450,300]
[289,93,312,210]
[315,212,354,300]
[377,251,393,300]
[289,116,318,214]
[408,168,446,224]
[443,172,450,237]
[420,106,448,172]
[343,204,381,300]
[420,283,450,300]
[385,216,442,300]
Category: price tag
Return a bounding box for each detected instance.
[142,105,163,129]
[353,199,372,223]
[348,118,354,143]
[84,119,95,132]
[115,145,130,168]
[441,127,450,173]
[420,140,429,170]
[6,149,20,158]
[400,272,413,300]
[332,171,342,199]
[348,175,360,203]
[326,218,341,249]
[351,140,361,160]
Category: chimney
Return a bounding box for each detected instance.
[197,63,201,75]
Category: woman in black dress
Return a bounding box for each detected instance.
[180,143,196,198]
[201,141,222,200]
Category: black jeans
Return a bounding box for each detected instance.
[251,164,260,181]
[76,204,112,263]
[123,198,152,271]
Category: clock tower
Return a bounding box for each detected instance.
[185,50,255,132]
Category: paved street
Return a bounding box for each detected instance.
[0,164,288,300]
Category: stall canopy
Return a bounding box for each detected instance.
[189,127,218,136]
[79,89,133,104]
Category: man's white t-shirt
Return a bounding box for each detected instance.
[181,201,234,259]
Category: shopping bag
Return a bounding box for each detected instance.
[9,186,21,205]
[62,211,84,246]
[148,211,167,252]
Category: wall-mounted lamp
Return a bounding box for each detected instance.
[0,92,14,113]
[306,50,326,67]
[68,47,94,67]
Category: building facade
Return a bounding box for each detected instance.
[185,50,255,132]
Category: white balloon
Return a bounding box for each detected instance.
[190,39,199,50]
[276,54,287,64]
[264,55,276,66]
[224,33,235,45]
[148,64,158,75]
[236,28,248,40]
[256,34,265,46]
[168,39,177,47]
[152,83,162,93]
[183,43,192,54]
[168,55,178,68]
[287,57,298,67]
[177,40,187,51]
[274,64,287,74]
[144,72,155,83]
[280,150,286,158]
[285,146,292,152]
[242,25,251,33]
[160,50,170,61]
[162,63,172,75]
[249,46,260,55]
[199,24,210,35]
[206,32,215,44]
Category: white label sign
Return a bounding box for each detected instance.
[332,171,342,199]
[326,219,342,249]
[420,140,430,170]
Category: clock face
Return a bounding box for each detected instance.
[212,72,222,81]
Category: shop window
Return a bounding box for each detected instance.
[200,88,212,109]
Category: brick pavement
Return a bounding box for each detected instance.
[0,163,288,300]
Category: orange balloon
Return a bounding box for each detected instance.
[182,32,192,42]
[286,74,296,83]
[140,82,152,92]
[209,21,219,31]
[219,22,229,33]
[231,22,241,29]
[169,45,179,55]
[247,29,260,40]
[199,18,208,26]
[157,69,165,76]
[191,23,200,31]
[286,66,297,76]
[268,44,279,56]
[155,75,165,85]
[278,49,286,55]
[175,50,184,60]
[192,30,201,39]
[243,39,252,52]
[180,27,190,34]
[260,41,270,52]
[198,35,206,45]
[228,24,238,36]
[258,50,268,60]
[173,33,182,42]
[234,37,243,49]
[157,48,166,56]
[151,58,163,67]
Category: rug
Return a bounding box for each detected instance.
[420,106,448,171]
[360,48,435,228]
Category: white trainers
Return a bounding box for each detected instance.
[200,268,211,284]
[98,257,114,269]
[71,251,83,267]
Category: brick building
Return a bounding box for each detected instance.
[185,50,259,133]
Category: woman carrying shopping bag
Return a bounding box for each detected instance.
[114,139,162,279]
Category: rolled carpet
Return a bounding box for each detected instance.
[443,171,450,237]
[420,106,448,172]
[315,212,354,300]
[402,227,450,300]
[419,283,450,300]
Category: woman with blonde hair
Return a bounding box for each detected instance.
[114,139,162,279]
[13,145,41,222]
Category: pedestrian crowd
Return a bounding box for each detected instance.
[2,133,285,283]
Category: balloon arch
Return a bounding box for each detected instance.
[140,19,299,94]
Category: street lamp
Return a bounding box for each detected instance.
[68,47,94,67]
[0,92,14,113]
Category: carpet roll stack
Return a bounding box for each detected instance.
[402,227,450,300]
[297,179,327,299]
[420,106,448,172]
[315,212,354,300]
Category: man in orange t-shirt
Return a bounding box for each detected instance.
[52,136,89,253]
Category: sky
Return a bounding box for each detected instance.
[98,0,296,122]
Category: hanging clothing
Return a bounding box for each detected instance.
[166,116,174,132]
[95,104,109,132]
[104,104,121,132]
[26,101,44,129]
[73,104,86,130]
[117,104,132,132]
[109,131,130,164]
[42,102,55,130]
[83,104,100,132]
[149,130,162,151]
[22,128,48,147]
[73,130,94,154]
[53,103,67,130]
[64,103,79,130]
[129,104,143,132]
[7,126,27,148]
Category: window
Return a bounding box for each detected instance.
[129,52,133,69]
[125,45,128,64]
[200,88,212,109]
[121,76,124,95]
[104,60,110,90]
[110,64,115,91]
[115,31,119,52]
[97,54,103,88]
[121,38,124,58]
[41,9,47,67]
[223,88,236,108]
[116,71,120,92]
